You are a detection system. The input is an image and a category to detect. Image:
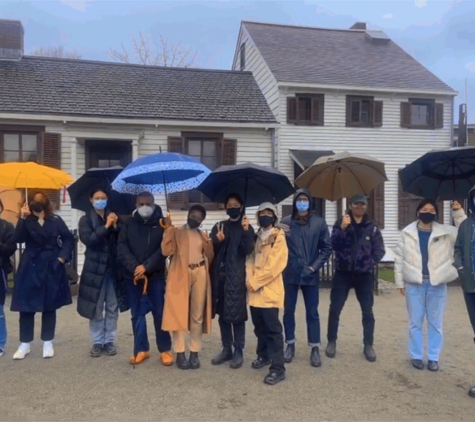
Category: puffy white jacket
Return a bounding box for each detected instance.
[394,210,466,288]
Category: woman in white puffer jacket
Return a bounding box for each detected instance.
[394,199,465,372]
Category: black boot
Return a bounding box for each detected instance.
[310,346,322,368]
[412,359,424,370]
[189,352,200,369]
[176,352,190,370]
[427,360,439,372]
[211,345,233,365]
[469,384,475,398]
[364,345,377,362]
[284,343,295,363]
[230,346,243,369]
[325,341,336,358]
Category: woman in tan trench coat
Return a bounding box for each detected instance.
[161,204,214,370]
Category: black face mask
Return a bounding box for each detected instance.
[226,207,241,219]
[187,217,201,229]
[259,216,274,228]
[30,201,46,213]
[419,212,436,224]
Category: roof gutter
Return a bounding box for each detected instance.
[278,82,458,97]
[0,113,279,129]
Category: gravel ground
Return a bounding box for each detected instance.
[1,286,474,421]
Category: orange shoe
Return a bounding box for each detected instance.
[129,351,151,365]
[160,351,174,366]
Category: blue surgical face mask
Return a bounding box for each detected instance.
[296,201,309,212]
[93,199,107,210]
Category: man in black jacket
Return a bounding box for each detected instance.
[117,192,172,366]
[280,189,332,367]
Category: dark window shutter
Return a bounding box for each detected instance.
[222,138,237,166]
[167,136,185,209]
[373,101,383,127]
[281,204,293,219]
[42,133,61,210]
[371,183,385,229]
[310,96,324,126]
[435,103,444,129]
[400,102,411,128]
[345,97,351,126]
[287,97,297,124]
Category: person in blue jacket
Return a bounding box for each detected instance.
[279,189,332,367]
[11,191,74,360]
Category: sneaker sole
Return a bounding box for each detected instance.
[13,351,30,360]
[104,351,117,356]
[264,376,286,385]
[90,353,102,357]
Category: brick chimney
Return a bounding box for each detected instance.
[350,22,367,30]
[0,20,24,61]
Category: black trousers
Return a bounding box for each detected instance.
[219,318,245,348]
[19,311,56,343]
[463,292,475,340]
[250,306,285,375]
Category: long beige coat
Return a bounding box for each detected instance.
[161,225,214,334]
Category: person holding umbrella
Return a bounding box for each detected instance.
[161,205,214,370]
[279,189,332,367]
[11,191,74,360]
[395,200,465,371]
[117,191,173,366]
[210,193,255,369]
[246,202,288,385]
[0,199,17,357]
[326,194,386,363]
[77,187,124,358]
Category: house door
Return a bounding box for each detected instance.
[86,140,132,170]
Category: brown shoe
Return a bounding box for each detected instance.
[160,351,174,366]
[129,351,151,365]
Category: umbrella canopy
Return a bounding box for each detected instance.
[67,166,135,214]
[399,146,475,200]
[196,162,295,207]
[295,151,388,201]
[0,162,74,189]
[0,186,22,225]
[111,152,210,196]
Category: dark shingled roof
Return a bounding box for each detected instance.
[0,56,277,123]
[243,21,456,94]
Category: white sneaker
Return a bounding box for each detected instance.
[13,343,31,360]
[43,341,54,358]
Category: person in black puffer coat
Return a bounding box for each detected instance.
[77,187,125,358]
[210,194,255,369]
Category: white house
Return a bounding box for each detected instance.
[0,20,277,269]
[232,21,458,252]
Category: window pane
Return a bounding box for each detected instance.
[351,101,360,122]
[110,160,121,167]
[188,140,202,157]
[98,159,110,168]
[412,104,428,126]
[23,152,37,162]
[4,151,20,162]
[298,97,311,121]
[22,134,37,151]
[203,141,216,157]
[4,134,19,151]
[202,156,217,170]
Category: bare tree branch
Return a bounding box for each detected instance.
[109,31,197,67]
[30,45,82,59]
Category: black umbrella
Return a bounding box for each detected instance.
[131,274,151,369]
[400,146,475,200]
[67,166,135,214]
[196,162,295,207]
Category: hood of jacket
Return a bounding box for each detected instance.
[291,188,313,218]
[255,202,278,226]
[133,205,163,225]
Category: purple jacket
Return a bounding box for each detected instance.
[331,213,385,274]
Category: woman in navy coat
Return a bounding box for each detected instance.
[11,191,74,360]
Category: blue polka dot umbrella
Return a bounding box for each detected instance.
[111,152,211,207]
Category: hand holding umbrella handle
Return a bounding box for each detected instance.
[160,212,172,229]
[133,274,149,295]
[20,202,30,219]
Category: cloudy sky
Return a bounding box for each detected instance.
[2,0,474,122]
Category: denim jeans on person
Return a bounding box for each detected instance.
[126,274,171,353]
[405,279,447,361]
[89,272,119,345]
[0,304,6,351]
[327,271,375,345]
[283,283,320,346]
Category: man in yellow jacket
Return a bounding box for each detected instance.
[246,202,288,385]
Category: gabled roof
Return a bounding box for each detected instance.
[242,21,456,94]
[0,56,277,123]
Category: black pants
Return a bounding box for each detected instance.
[250,306,285,375]
[219,318,245,349]
[19,311,56,343]
[327,271,375,346]
[463,292,475,339]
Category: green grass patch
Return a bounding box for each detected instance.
[379,268,395,283]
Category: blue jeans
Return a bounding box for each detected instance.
[283,283,320,346]
[89,273,119,345]
[405,280,447,361]
[126,275,171,353]
[0,304,6,350]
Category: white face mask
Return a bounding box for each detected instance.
[137,205,154,219]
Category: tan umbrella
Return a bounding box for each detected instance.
[295,151,388,202]
[0,185,22,226]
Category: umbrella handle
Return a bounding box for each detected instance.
[133,274,149,295]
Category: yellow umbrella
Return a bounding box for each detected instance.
[0,162,74,190]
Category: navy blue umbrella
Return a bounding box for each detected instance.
[400,146,475,200]
[131,274,151,368]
